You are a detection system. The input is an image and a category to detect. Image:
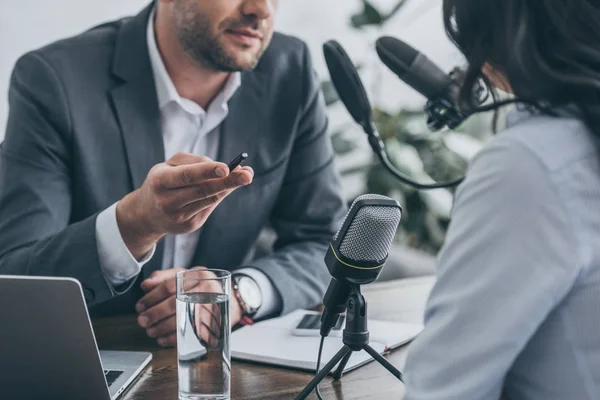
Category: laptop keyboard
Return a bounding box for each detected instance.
[104,370,124,387]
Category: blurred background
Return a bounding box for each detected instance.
[0,0,499,279]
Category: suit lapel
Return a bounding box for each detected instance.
[216,71,266,169]
[110,4,165,275]
[110,4,164,190]
[111,82,164,190]
[192,71,267,268]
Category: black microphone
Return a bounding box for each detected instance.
[320,194,402,337]
[323,40,375,135]
[376,36,486,131]
[322,40,465,189]
[376,36,452,100]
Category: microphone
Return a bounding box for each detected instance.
[376,36,452,100]
[320,194,402,337]
[322,40,465,189]
[297,194,404,399]
[376,36,487,131]
[323,40,375,135]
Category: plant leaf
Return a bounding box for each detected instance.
[382,0,410,23]
[351,0,383,28]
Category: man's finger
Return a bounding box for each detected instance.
[197,304,222,338]
[239,166,254,175]
[173,190,235,221]
[163,169,253,209]
[137,280,176,315]
[159,162,230,189]
[194,303,224,349]
[139,278,161,294]
[230,163,254,174]
[146,314,177,339]
[157,332,177,348]
[138,294,176,328]
[138,269,215,314]
[140,268,184,294]
[207,312,222,348]
[161,185,234,213]
[197,314,220,347]
[199,323,217,347]
[204,304,222,334]
[166,152,212,166]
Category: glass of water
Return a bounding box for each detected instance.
[176,269,231,400]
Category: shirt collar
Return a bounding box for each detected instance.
[146,9,241,115]
[505,103,581,128]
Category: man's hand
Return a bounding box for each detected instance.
[136,268,244,347]
[117,152,254,259]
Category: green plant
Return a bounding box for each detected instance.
[350,0,410,29]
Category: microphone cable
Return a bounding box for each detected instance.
[372,142,465,189]
[365,126,464,189]
[315,335,326,400]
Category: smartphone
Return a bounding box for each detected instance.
[292,314,345,337]
[227,152,248,171]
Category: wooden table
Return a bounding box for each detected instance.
[92,277,435,400]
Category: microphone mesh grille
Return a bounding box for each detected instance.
[336,194,402,262]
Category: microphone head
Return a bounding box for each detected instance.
[375,36,419,75]
[328,194,402,284]
[376,36,453,100]
[323,40,373,130]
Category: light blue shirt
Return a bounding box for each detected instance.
[403,108,600,399]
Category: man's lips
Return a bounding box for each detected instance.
[225,27,264,46]
[227,27,264,39]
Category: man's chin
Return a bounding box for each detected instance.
[220,51,262,71]
[234,57,261,71]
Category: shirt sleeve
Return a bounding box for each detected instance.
[95,202,156,292]
[234,267,282,320]
[402,137,579,399]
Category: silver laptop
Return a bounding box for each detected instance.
[0,276,152,400]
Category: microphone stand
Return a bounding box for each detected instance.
[295,284,403,400]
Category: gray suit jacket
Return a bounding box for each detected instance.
[0,4,347,317]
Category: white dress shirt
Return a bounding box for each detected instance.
[94,10,280,319]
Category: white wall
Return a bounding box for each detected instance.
[0,0,458,141]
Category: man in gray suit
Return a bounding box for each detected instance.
[0,0,346,347]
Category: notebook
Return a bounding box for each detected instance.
[231,310,423,373]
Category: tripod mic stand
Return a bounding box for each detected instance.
[295,284,403,400]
